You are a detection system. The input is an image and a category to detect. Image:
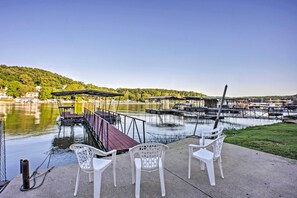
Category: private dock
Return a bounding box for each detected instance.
[52,90,142,152]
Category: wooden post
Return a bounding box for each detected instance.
[22,160,30,189]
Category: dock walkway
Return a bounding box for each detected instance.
[2,137,297,197]
[104,123,139,152]
[84,109,139,152]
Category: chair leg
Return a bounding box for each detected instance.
[94,170,103,198]
[135,167,141,198]
[188,155,191,179]
[131,163,135,184]
[200,160,206,170]
[200,149,206,170]
[218,157,224,179]
[89,173,93,182]
[74,167,80,196]
[113,162,117,187]
[205,160,215,186]
[159,167,166,197]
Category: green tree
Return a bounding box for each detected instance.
[19,74,34,86]
[7,81,22,98]
[123,90,130,100]
[19,85,35,96]
[65,83,85,91]
[40,87,52,99]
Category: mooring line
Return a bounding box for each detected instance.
[20,149,55,192]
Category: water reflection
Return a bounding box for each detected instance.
[53,124,97,150]
[2,103,59,135]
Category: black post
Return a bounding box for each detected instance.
[124,116,126,134]
[213,85,228,129]
[143,121,146,143]
[22,160,30,189]
[106,122,109,151]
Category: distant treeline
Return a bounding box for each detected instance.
[0,65,205,101]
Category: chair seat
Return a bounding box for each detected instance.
[193,149,213,161]
[93,158,112,171]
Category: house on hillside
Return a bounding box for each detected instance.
[15,92,40,103]
[0,87,13,100]
[25,92,39,98]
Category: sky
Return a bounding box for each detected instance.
[0,0,296,97]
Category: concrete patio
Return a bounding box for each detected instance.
[2,137,297,198]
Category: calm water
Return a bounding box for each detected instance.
[1,102,279,180]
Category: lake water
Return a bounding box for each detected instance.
[0,102,280,180]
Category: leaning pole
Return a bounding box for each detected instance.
[213,84,228,129]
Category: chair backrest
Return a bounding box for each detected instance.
[201,127,223,145]
[130,143,168,172]
[70,144,109,171]
[70,144,94,171]
[212,135,226,159]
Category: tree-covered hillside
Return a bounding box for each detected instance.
[0,65,205,101]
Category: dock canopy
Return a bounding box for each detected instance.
[183,96,218,101]
[145,96,183,100]
[51,89,123,97]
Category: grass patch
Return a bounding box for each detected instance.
[224,123,297,160]
[284,115,297,120]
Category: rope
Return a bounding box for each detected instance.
[20,149,55,192]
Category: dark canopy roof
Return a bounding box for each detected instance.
[183,96,218,101]
[51,89,123,97]
[145,96,183,100]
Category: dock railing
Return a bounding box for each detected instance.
[95,107,146,143]
[114,112,146,143]
[84,108,145,151]
[84,108,110,151]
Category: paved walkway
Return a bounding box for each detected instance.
[2,137,297,198]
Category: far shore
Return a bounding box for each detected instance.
[0,98,149,105]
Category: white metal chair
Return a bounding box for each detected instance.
[199,127,224,146]
[129,143,169,198]
[70,144,116,198]
[188,135,226,186]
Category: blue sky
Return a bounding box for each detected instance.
[0,0,296,97]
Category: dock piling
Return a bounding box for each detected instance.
[22,160,30,190]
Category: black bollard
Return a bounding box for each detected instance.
[22,160,30,189]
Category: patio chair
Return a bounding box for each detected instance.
[70,144,116,197]
[199,127,224,146]
[129,143,169,198]
[188,135,226,186]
